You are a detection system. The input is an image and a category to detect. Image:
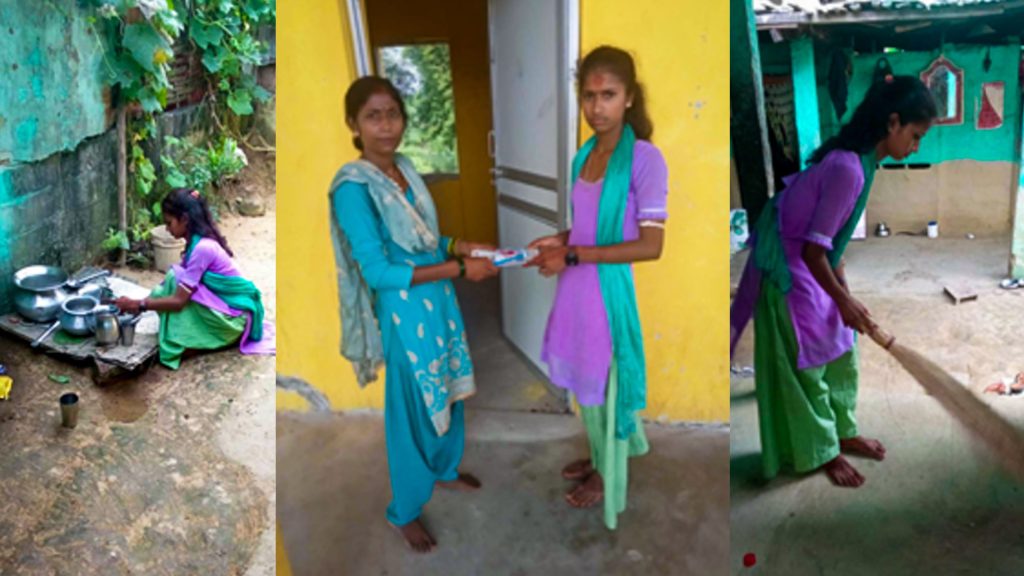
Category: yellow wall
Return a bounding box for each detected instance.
[277,0,729,422]
[582,0,730,422]
[276,524,293,576]
[277,0,385,410]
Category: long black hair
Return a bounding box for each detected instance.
[344,76,408,151]
[161,188,232,257]
[577,45,654,141]
[809,72,937,163]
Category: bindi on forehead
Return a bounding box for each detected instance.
[583,70,626,92]
[362,93,401,114]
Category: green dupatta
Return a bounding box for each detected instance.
[183,235,266,341]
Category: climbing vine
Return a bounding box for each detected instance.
[84,0,274,264]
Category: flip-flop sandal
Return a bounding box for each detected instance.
[999,278,1023,289]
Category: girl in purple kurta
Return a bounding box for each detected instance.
[115,189,275,369]
[528,46,668,530]
[731,74,936,488]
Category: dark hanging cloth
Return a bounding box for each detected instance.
[828,49,850,121]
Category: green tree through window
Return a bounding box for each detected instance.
[379,43,460,175]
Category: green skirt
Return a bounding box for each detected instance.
[579,361,649,530]
[151,270,247,370]
[753,280,859,479]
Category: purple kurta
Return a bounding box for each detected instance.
[171,237,276,356]
[733,149,865,370]
[541,140,668,406]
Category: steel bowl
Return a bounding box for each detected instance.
[12,266,71,322]
[59,296,99,337]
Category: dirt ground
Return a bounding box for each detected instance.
[0,154,276,575]
[730,237,1024,574]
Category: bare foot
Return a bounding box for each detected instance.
[985,374,1024,395]
[985,382,1009,395]
[823,455,866,488]
[437,472,481,492]
[565,472,604,508]
[840,436,887,461]
[389,518,436,554]
[561,458,594,481]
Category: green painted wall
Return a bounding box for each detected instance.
[820,43,1021,165]
[791,37,820,167]
[0,2,112,164]
[1012,103,1024,277]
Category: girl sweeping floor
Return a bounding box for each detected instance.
[329,76,499,553]
[731,73,937,488]
[528,45,668,530]
[115,188,274,369]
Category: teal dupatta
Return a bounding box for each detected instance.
[752,152,877,292]
[184,235,266,341]
[571,125,646,441]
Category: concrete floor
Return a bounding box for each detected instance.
[454,278,568,415]
[730,236,1024,574]
[0,205,276,575]
[277,278,730,575]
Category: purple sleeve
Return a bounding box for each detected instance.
[805,154,864,250]
[632,142,669,221]
[178,240,216,290]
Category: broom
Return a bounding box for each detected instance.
[868,326,1024,482]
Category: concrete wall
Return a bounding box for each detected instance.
[755,40,1023,236]
[0,2,113,164]
[827,44,1021,164]
[842,44,1021,236]
[869,161,1015,237]
[0,131,119,313]
[277,0,730,423]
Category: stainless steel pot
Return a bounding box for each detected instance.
[59,296,100,337]
[13,266,70,323]
[12,266,111,323]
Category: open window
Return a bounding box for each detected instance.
[377,43,460,178]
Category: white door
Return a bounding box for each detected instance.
[488,0,578,396]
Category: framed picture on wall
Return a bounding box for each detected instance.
[977,81,1005,130]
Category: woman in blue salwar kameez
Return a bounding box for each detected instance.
[329,76,499,553]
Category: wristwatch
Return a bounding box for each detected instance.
[564,249,580,267]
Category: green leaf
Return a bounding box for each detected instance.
[48,374,71,384]
[189,21,224,50]
[201,46,228,73]
[252,84,271,103]
[122,23,171,73]
[226,88,253,115]
[166,170,188,188]
[137,86,163,113]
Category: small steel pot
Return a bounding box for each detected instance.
[59,296,100,337]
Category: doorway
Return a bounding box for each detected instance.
[355,0,580,411]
